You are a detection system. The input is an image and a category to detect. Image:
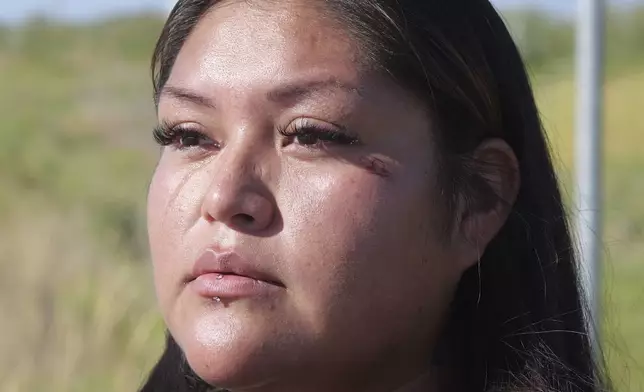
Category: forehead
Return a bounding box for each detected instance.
[167,1,363,94]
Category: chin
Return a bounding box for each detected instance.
[184,349,268,389]
[175,312,292,390]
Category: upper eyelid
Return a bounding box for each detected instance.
[281,123,335,134]
[159,118,351,138]
[161,119,203,130]
[282,117,348,132]
[164,122,212,137]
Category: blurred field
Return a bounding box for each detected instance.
[0,16,166,392]
[533,70,644,392]
[0,11,643,392]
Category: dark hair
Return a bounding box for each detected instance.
[144,1,609,391]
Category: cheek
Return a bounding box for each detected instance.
[147,157,205,318]
[278,161,456,336]
[278,165,386,268]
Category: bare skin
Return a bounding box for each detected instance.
[147,1,518,391]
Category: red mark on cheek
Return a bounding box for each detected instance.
[360,157,391,178]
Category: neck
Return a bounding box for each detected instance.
[224,366,450,392]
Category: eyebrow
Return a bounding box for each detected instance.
[159,78,361,110]
[266,78,362,103]
[159,86,217,110]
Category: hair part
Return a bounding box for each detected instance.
[145,1,610,391]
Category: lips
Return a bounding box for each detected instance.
[187,248,283,300]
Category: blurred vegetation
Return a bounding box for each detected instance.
[0,6,643,392]
[503,6,644,73]
[0,14,166,392]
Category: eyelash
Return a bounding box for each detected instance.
[278,123,359,148]
[153,122,213,150]
[152,121,360,150]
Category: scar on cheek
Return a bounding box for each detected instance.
[360,156,392,178]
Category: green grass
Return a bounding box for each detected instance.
[0,14,642,392]
[0,16,165,392]
[533,71,644,392]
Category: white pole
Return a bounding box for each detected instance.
[575,0,604,357]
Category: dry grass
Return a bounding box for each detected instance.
[0,202,165,392]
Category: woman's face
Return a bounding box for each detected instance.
[148,2,475,391]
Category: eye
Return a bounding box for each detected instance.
[293,131,320,146]
[153,122,219,151]
[279,120,359,149]
[177,130,209,148]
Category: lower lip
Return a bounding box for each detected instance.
[189,273,281,299]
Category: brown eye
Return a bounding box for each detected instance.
[295,132,320,146]
[279,122,360,149]
[179,130,208,148]
[153,123,218,151]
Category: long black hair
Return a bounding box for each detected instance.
[143,0,609,391]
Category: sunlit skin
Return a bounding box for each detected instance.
[147,2,517,392]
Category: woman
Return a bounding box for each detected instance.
[142,0,609,391]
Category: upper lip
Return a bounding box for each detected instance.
[187,247,284,287]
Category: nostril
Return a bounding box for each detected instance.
[236,214,255,225]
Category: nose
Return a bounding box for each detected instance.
[200,149,276,234]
